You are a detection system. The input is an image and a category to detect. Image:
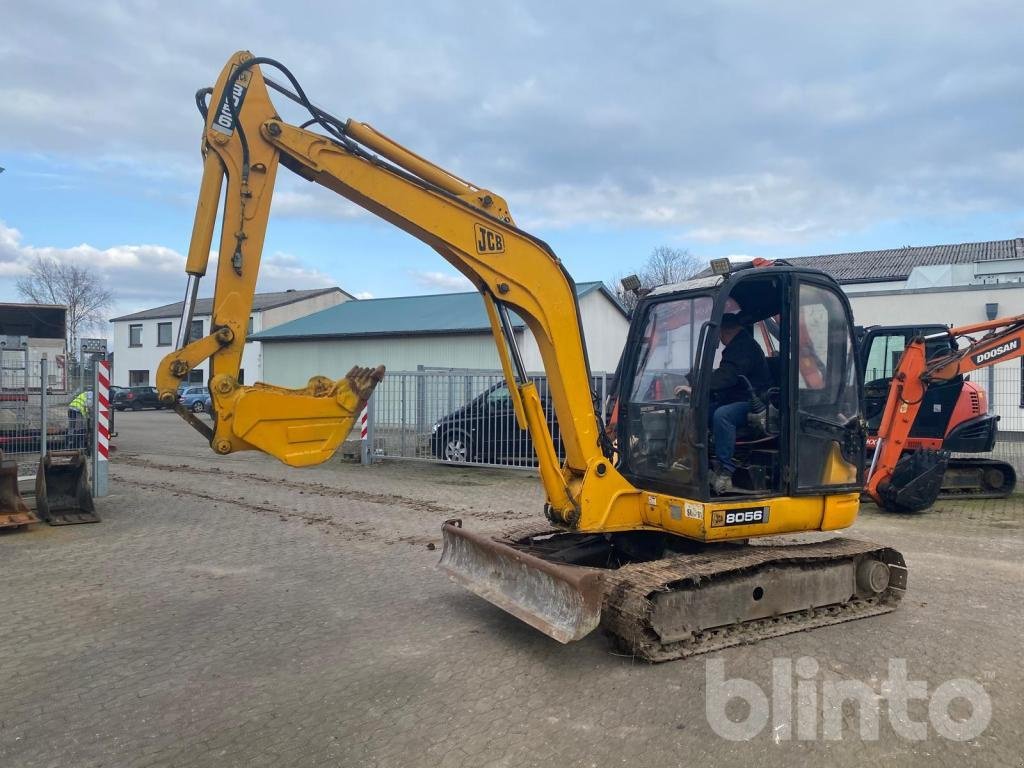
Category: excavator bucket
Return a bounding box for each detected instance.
[438,520,605,643]
[0,453,38,529]
[877,449,949,513]
[35,451,99,525]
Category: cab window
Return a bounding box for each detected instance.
[630,297,713,402]
[864,334,906,382]
[795,283,861,489]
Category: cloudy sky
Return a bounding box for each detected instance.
[2,0,1023,318]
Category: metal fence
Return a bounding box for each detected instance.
[974,368,1024,479]
[366,369,610,468]
[0,359,96,481]
[365,366,1024,478]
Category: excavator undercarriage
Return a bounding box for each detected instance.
[442,521,906,661]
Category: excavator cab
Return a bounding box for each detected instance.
[861,324,958,434]
[616,265,864,500]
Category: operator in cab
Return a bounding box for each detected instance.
[677,313,770,494]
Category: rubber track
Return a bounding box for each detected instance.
[495,526,905,663]
[936,458,1016,501]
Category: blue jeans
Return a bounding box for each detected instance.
[711,401,749,474]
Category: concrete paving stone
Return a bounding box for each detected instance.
[0,410,1021,766]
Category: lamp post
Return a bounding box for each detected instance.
[985,303,998,414]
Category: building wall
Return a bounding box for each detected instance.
[260,291,349,329]
[109,292,349,387]
[578,290,629,371]
[845,282,1022,427]
[110,315,262,388]
[261,290,628,386]
[261,334,505,387]
[508,290,627,374]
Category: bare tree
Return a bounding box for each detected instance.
[642,246,702,287]
[607,246,704,313]
[16,256,114,357]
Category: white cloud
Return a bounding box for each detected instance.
[3,1,1024,247]
[0,221,341,319]
[354,291,374,300]
[408,270,473,292]
[270,189,366,220]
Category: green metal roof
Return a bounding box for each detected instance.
[252,281,620,341]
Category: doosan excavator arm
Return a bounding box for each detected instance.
[156,51,613,523]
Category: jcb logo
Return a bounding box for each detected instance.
[711,506,770,527]
[474,223,505,254]
[972,339,1019,366]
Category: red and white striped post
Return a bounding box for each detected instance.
[93,360,111,496]
[359,402,370,465]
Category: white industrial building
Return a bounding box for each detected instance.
[109,288,351,388]
[252,281,630,383]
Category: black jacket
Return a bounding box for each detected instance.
[709,328,770,404]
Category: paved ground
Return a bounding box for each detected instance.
[2,410,1022,767]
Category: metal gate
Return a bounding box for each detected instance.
[0,357,102,488]
[367,369,610,468]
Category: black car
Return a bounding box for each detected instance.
[430,379,562,465]
[113,386,166,411]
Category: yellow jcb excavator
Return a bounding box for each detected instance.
[159,52,913,661]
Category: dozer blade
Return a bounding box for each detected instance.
[35,451,100,525]
[438,519,605,644]
[0,454,38,529]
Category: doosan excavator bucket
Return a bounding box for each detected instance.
[438,519,605,643]
[0,452,37,529]
[35,451,99,525]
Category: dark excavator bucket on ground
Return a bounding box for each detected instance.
[35,451,99,525]
[0,453,38,529]
[878,449,949,513]
[438,519,604,643]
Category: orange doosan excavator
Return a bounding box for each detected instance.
[860,323,1016,502]
[864,314,1024,512]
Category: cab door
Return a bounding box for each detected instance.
[791,280,864,492]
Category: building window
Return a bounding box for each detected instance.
[237,369,245,385]
[129,369,149,386]
[247,316,254,335]
[129,324,143,347]
[188,369,204,384]
[190,319,204,342]
[157,322,172,346]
